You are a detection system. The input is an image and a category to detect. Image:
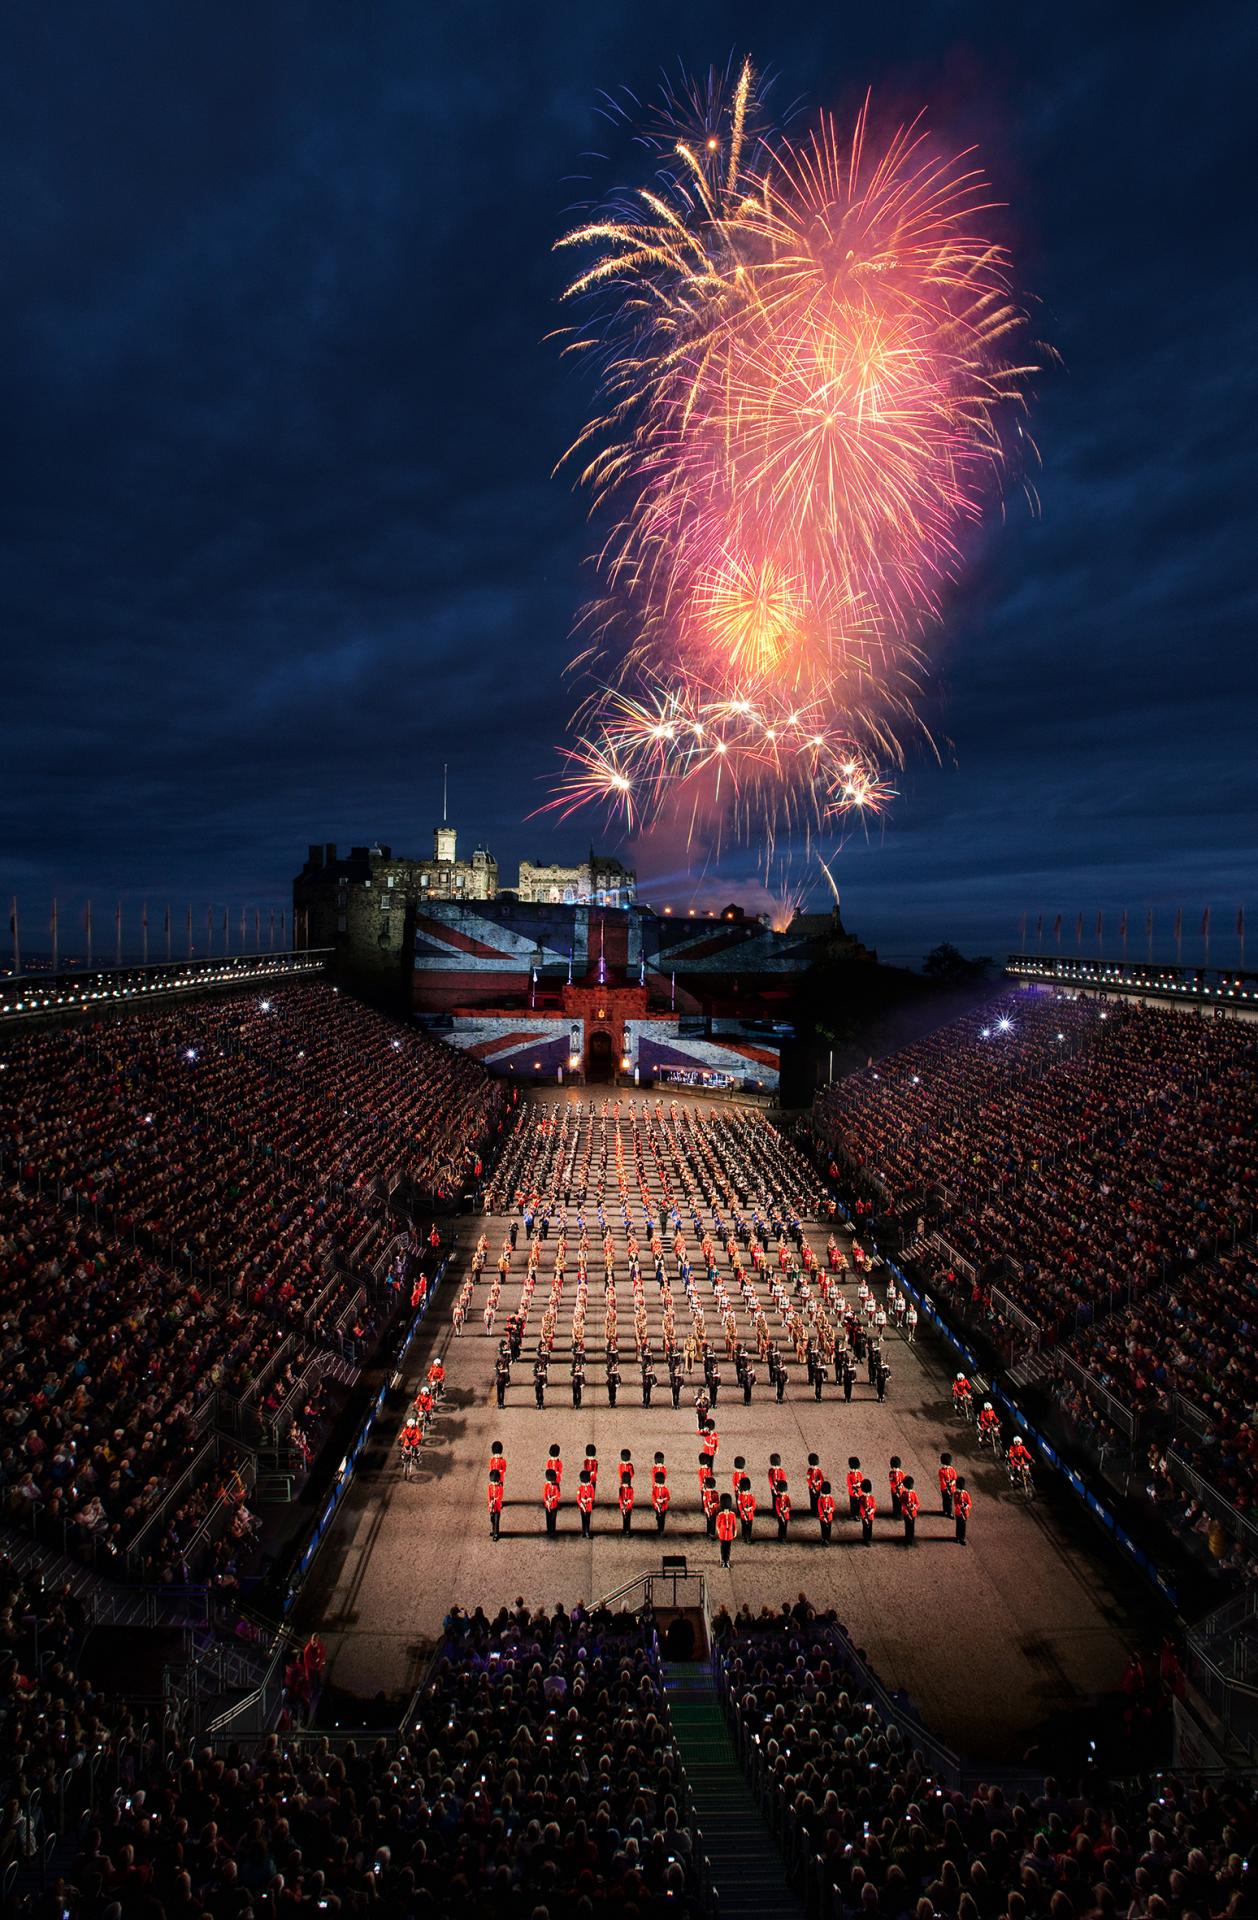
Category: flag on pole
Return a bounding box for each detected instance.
[269,906,275,951]
[254,906,261,950]
[8,896,19,976]
[222,906,230,954]
[1202,905,1211,962]
[1018,911,1027,948]
[142,901,149,967]
[50,898,59,973]
[1053,913,1062,946]
[164,903,172,962]
[85,900,93,968]
[280,908,287,946]
[1074,912,1083,948]
[239,906,247,948]
[1146,907,1153,960]
[1035,913,1043,949]
[1095,909,1103,951]
[206,906,214,955]
[1240,906,1247,970]
[114,900,122,968]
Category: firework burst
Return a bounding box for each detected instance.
[550,59,1038,842]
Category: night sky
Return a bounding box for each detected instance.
[2,4,1254,967]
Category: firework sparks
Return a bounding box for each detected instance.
[552,59,1037,840]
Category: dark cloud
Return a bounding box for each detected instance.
[2,2,1255,965]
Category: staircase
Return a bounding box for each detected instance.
[663,1659,804,1919]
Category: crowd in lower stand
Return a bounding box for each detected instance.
[812,989,1257,1579]
[713,1601,1248,1920]
[5,1567,1247,1920]
[0,985,499,1580]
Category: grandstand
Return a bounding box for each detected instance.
[2,966,1257,1917]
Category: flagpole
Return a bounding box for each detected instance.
[115,900,122,969]
[85,900,93,969]
[50,898,58,974]
[1146,908,1153,964]
[165,905,172,964]
[9,896,19,977]
[186,905,193,959]
[142,902,149,968]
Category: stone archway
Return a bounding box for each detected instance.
[587,1028,615,1083]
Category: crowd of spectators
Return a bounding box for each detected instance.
[815,992,1256,1342]
[0,984,498,1584]
[714,1600,1252,1920]
[3,1583,711,1918]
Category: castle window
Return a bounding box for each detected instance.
[381,896,391,913]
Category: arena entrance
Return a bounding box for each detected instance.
[586,1028,615,1082]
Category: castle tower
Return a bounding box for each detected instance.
[434,763,457,863]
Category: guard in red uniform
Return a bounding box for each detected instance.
[846,1457,863,1520]
[489,1441,506,1489]
[858,1478,876,1545]
[806,1454,824,1515]
[585,1442,598,1492]
[954,1475,973,1544]
[543,1466,561,1536]
[817,1480,836,1544]
[938,1452,957,1518]
[768,1454,786,1503]
[774,1481,791,1540]
[652,1472,670,1534]
[737,1476,755,1542]
[619,1475,635,1533]
[732,1454,747,1498]
[701,1477,719,1537]
[487,1468,504,1541]
[900,1475,920,1546]
[716,1492,737,1567]
[428,1357,446,1397]
[703,1421,719,1463]
[888,1456,905,1519]
[548,1442,563,1490]
[577,1469,595,1536]
[618,1449,634,1494]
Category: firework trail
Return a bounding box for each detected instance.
[545,58,1038,844]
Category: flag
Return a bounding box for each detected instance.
[114,899,122,967]
[1035,913,1043,948]
[1174,907,1183,941]
[1238,906,1246,939]
[1201,906,1210,937]
[207,906,214,954]
[142,900,149,967]
[1053,913,1062,943]
[254,906,261,949]
[1119,909,1127,941]
[1074,912,1083,946]
[269,906,275,950]
[1095,910,1103,944]
[85,900,93,966]
[8,896,18,975]
[50,898,59,972]
[1018,911,1027,947]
